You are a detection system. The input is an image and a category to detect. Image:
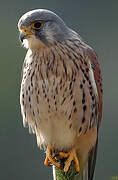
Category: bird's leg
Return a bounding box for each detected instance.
[59,145,80,172]
[44,145,60,168]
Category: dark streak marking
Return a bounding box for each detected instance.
[65,42,83,64]
[59,78,62,85]
[84,74,89,81]
[70,95,73,100]
[66,52,79,70]
[83,79,85,84]
[31,71,35,82]
[68,114,71,120]
[83,105,87,112]
[33,111,35,116]
[61,97,66,105]
[70,90,73,96]
[86,68,89,72]
[89,81,91,85]
[28,86,30,91]
[60,86,62,90]
[69,81,72,90]
[90,91,93,96]
[73,78,76,82]
[43,89,45,94]
[31,82,33,87]
[73,100,76,106]
[74,107,77,113]
[80,84,83,89]
[92,112,94,117]
[92,96,95,101]
[82,117,85,123]
[79,127,82,133]
[46,67,48,78]
[63,60,67,77]
[22,100,24,105]
[82,99,85,104]
[69,124,72,129]
[36,95,39,104]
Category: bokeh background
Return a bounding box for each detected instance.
[0,0,118,179]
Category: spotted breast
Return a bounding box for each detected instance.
[20,39,100,152]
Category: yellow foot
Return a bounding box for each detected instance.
[44,156,50,166]
[59,146,80,172]
[44,145,60,168]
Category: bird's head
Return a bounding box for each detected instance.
[18,9,72,50]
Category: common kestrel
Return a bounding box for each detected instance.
[18,9,103,180]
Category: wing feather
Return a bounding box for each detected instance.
[86,48,103,125]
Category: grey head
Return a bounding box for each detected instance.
[18,9,80,49]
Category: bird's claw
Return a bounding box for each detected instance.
[44,145,80,172]
[44,145,60,168]
[59,146,80,172]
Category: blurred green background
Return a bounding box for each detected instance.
[0,0,118,179]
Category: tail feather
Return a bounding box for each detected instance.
[82,165,88,180]
[78,136,98,180]
[88,136,98,180]
[75,164,88,180]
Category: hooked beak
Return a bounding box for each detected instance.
[19,29,33,42]
[19,32,28,42]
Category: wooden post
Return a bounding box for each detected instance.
[52,161,81,180]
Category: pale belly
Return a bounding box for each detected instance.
[31,76,78,150]
[37,110,76,150]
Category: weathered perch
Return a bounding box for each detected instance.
[52,161,81,180]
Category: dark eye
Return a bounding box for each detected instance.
[31,21,42,29]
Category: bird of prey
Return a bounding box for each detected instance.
[18,9,103,180]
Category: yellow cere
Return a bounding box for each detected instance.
[21,28,33,35]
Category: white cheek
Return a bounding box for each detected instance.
[22,39,29,49]
[22,35,46,50]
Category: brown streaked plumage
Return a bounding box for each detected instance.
[18,9,103,180]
